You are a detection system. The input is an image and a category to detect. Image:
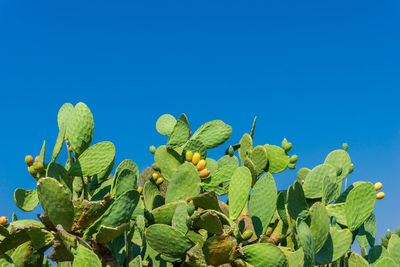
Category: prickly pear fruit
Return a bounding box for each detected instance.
[228,146,234,156]
[28,166,37,177]
[281,138,292,152]
[374,182,382,191]
[288,163,296,170]
[342,143,348,151]
[152,172,159,181]
[33,162,44,173]
[192,152,201,165]
[186,150,194,162]
[137,185,143,194]
[156,177,164,185]
[289,155,298,163]
[199,168,210,178]
[187,202,195,216]
[149,145,156,154]
[197,159,207,171]
[35,155,39,163]
[241,230,253,241]
[386,229,392,239]
[25,155,34,166]
[376,192,385,199]
[0,216,8,225]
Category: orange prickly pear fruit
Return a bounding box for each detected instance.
[186,150,193,162]
[137,185,143,194]
[25,155,34,166]
[0,216,8,226]
[199,168,210,178]
[192,152,201,165]
[34,155,40,163]
[197,159,207,171]
[28,166,37,177]
[152,172,159,181]
[33,162,44,173]
[374,182,382,191]
[189,131,192,137]
[156,177,164,185]
[376,192,385,199]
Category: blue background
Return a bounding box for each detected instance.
[1,0,399,251]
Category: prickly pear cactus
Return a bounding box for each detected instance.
[2,102,396,267]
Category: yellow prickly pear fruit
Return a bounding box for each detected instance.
[25,155,34,166]
[137,185,143,194]
[0,216,8,226]
[374,182,382,191]
[241,229,253,241]
[34,155,40,163]
[196,159,207,171]
[152,172,159,181]
[199,168,210,178]
[33,162,44,173]
[192,152,201,165]
[376,192,385,199]
[186,150,193,162]
[156,177,164,185]
[28,166,37,177]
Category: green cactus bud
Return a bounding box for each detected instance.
[288,163,296,170]
[25,155,34,166]
[282,138,292,152]
[342,143,348,151]
[289,154,298,163]
[386,229,392,239]
[241,229,253,241]
[149,145,156,154]
[228,146,234,156]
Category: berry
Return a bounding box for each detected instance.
[28,166,37,177]
[25,155,34,166]
[196,159,207,171]
[185,150,193,162]
[199,168,210,178]
[34,155,40,163]
[374,182,383,191]
[33,162,44,173]
[149,145,156,154]
[0,216,8,226]
[156,177,164,185]
[137,185,143,194]
[192,152,201,165]
[289,155,298,164]
[152,172,159,181]
[376,192,385,199]
[342,143,349,151]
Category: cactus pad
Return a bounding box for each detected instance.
[242,243,288,267]
[190,120,232,149]
[154,146,183,180]
[111,160,139,199]
[203,233,237,265]
[249,145,268,176]
[72,245,102,267]
[303,164,336,199]
[202,165,237,195]
[315,227,352,264]
[287,181,308,220]
[308,202,329,252]
[356,213,376,248]
[324,149,352,181]
[264,145,290,174]
[228,167,252,220]
[156,114,176,136]
[348,252,369,267]
[167,114,190,149]
[14,188,39,212]
[239,133,253,163]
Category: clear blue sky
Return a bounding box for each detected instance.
[0,0,399,248]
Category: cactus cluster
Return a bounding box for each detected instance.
[0,102,398,267]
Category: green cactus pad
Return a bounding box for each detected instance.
[186,191,219,211]
[90,177,113,201]
[322,175,340,205]
[46,162,73,193]
[324,149,352,181]
[65,102,94,156]
[193,210,223,235]
[348,252,369,267]
[202,165,237,195]
[205,157,218,175]
[186,243,207,267]
[146,224,195,260]
[308,202,329,253]
[68,141,115,177]
[72,245,102,267]
[374,257,398,267]
[190,120,232,149]
[71,198,110,231]
[165,162,201,203]
[315,227,352,265]
[217,155,239,168]
[296,168,310,184]
[228,166,252,220]
[249,145,268,176]
[172,203,189,234]
[0,255,13,266]
[52,130,64,162]
[288,248,304,267]
[151,200,186,225]
[167,114,190,149]
[203,233,237,265]
[84,190,140,238]
[183,139,207,159]
[345,182,376,231]
[388,234,400,264]
[368,245,389,265]
[276,191,288,226]
[57,103,74,134]
[297,219,315,266]
[93,222,130,244]
[114,159,139,181]
[156,114,177,136]
[242,243,288,267]
[14,188,39,212]
[287,181,308,220]
[143,181,164,210]
[249,172,277,237]
[264,145,290,174]
[154,145,184,180]
[11,242,43,267]
[356,213,376,248]
[111,166,138,199]
[36,177,74,231]
[326,203,347,226]
[303,164,337,199]
[239,133,253,163]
